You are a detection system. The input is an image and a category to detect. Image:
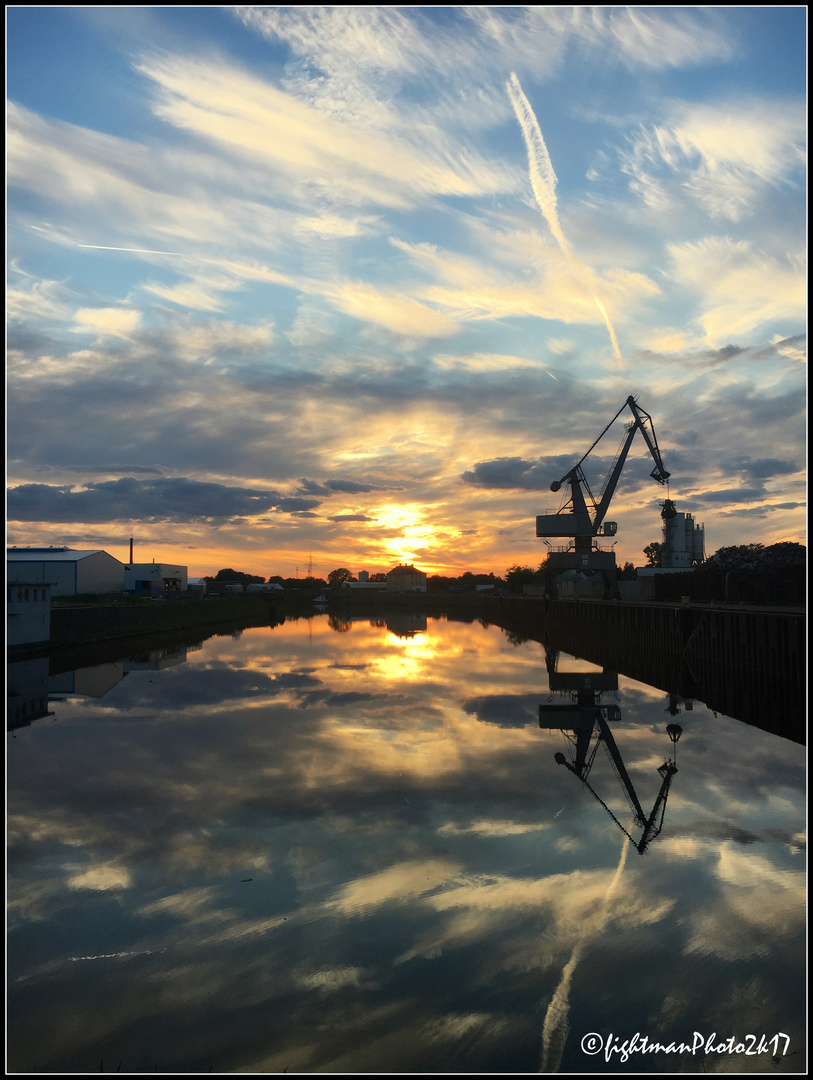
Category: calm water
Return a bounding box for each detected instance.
[7,614,806,1073]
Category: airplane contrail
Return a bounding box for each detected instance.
[507,73,624,367]
[538,839,629,1073]
[77,244,184,256]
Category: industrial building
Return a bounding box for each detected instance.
[7,581,51,648]
[660,500,705,568]
[386,564,427,593]
[124,561,188,596]
[7,547,125,596]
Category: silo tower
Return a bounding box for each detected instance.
[661,500,704,568]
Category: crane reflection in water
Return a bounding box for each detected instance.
[539,646,682,855]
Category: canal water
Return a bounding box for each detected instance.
[7,613,806,1073]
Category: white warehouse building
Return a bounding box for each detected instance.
[7,581,51,648]
[7,547,125,596]
[124,562,188,596]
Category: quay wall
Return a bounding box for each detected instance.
[482,597,806,744]
[47,596,282,650]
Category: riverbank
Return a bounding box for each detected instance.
[46,595,284,651]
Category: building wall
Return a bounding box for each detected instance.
[76,552,126,594]
[386,566,427,592]
[124,562,187,595]
[7,582,51,647]
[8,559,76,594]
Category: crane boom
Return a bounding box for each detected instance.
[541,396,669,540]
[593,398,669,532]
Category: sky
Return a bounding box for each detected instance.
[6,6,807,579]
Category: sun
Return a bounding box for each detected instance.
[373,503,440,567]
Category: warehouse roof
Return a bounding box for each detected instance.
[7,548,114,562]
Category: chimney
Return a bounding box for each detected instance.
[129,537,134,564]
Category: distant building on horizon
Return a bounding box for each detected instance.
[386,564,427,593]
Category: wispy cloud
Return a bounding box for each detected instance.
[621,98,806,222]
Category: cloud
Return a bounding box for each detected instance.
[6,266,76,323]
[7,477,297,525]
[73,307,142,339]
[461,456,583,491]
[323,280,459,338]
[393,236,660,334]
[450,8,735,85]
[666,238,806,345]
[718,457,799,482]
[433,352,552,374]
[139,54,516,212]
[274,497,321,514]
[463,694,541,729]
[622,98,806,222]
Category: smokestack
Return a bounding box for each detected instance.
[129,537,134,564]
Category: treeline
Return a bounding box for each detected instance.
[203,569,328,591]
[202,567,510,592]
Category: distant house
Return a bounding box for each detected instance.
[187,577,207,595]
[7,581,51,648]
[386,564,427,593]
[7,547,125,596]
[246,583,284,593]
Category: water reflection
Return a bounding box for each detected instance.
[7,614,806,1074]
[539,648,681,855]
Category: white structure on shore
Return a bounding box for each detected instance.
[7,580,51,648]
[124,561,188,596]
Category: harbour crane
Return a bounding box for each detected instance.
[536,396,671,594]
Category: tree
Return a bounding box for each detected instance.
[214,568,264,584]
[369,572,387,582]
[505,564,540,590]
[643,542,663,567]
[327,568,355,588]
[618,562,636,580]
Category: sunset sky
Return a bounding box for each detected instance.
[7,6,807,579]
